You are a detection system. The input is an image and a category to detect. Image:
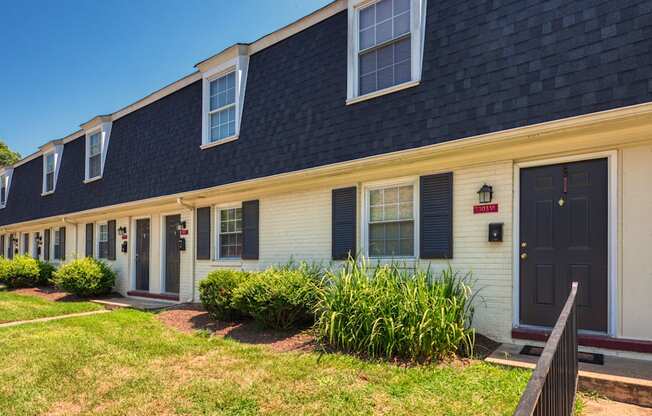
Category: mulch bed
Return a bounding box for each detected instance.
[12,287,82,302]
[156,305,317,353]
[156,304,503,360]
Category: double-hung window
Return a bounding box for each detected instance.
[53,229,61,260]
[0,174,7,206]
[44,153,55,193]
[367,183,415,257]
[218,207,243,258]
[88,132,102,180]
[98,223,109,259]
[208,72,237,143]
[358,0,412,96]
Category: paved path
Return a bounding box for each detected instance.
[585,398,652,415]
[0,309,111,328]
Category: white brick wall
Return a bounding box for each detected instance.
[192,163,515,342]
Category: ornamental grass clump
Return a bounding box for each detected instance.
[315,258,476,362]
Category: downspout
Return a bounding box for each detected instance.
[176,198,196,303]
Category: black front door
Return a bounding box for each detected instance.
[520,159,608,332]
[135,219,150,291]
[165,215,181,294]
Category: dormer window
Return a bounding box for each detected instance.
[208,71,236,142]
[88,132,102,179]
[198,44,250,149]
[0,168,12,208]
[347,0,427,104]
[44,153,55,192]
[41,141,63,196]
[82,116,112,183]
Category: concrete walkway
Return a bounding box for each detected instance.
[0,309,111,328]
[487,343,652,408]
[91,296,177,311]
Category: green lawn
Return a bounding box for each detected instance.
[0,308,534,416]
[0,291,103,323]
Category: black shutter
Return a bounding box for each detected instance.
[420,173,454,259]
[44,229,50,261]
[108,220,116,260]
[0,235,4,258]
[241,200,259,260]
[332,187,357,260]
[196,207,212,260]
[60,227,66,261]
[8,234,14,260]
[24,234,29,256]
[86,223,94,257]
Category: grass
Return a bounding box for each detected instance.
[0,308,534,416]
[0,291,103,323]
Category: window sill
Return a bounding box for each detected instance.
[208,259,244,267]
[200,135,239,150]
[41,191,55,197]
[84,176,102,184]
[346,80,420,106]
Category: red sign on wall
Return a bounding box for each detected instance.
[473,204,499,214]
[180,229,189,236]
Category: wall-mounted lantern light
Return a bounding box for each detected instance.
[477,184,493,204]
[118,227,127,236]
[176,221,187,231]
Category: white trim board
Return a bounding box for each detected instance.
[511,150,619,338]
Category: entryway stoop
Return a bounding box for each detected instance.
[486,343,652,408]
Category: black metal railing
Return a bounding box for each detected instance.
[514,282,579,416]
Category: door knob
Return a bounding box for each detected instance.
[521,242,527,248]
[520,253,528,260]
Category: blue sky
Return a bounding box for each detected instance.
[0,0,331,158]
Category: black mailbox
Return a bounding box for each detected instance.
[489,223,503,242]
[178,238,186,251]
[121,241,128,253]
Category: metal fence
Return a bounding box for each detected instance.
[514,282,579,416]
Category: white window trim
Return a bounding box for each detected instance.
[41,144,64,196]
[97,222,109,259]
[0,168,14,209]
[361,176,419,260]
[215,203,243,261]
[346,0,427,104]
[84,122,112,182]
[200,54,250,148]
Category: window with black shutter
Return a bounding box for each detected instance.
[332,187,357,260]
[108,220,116,260]
[419,173,453,259]
[44,229,50,261]
[86,223,94,257]
[241,200,259,260]
[196,207,212,260]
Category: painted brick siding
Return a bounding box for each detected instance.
[2,0,652,226]
[192,163,514,342]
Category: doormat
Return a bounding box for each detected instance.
[520,345,604,365]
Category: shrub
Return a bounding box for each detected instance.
[231,268,320,330]
[199,270,250,320]
[314,259,476,362]
[0,255,41,288]
[53,257,115,297]
[37,260,57,286]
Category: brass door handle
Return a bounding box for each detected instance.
[520,253,528,260]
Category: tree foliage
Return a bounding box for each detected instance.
[0,140,21,167]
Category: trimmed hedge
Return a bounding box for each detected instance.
[199,270,250,320]
[53,258,115,297]
[231,268,320,330]
[0,255,41,288]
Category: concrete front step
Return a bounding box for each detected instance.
[486,343,652,408]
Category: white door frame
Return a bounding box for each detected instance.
[512,150,618,337]
[130,215,152,292]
